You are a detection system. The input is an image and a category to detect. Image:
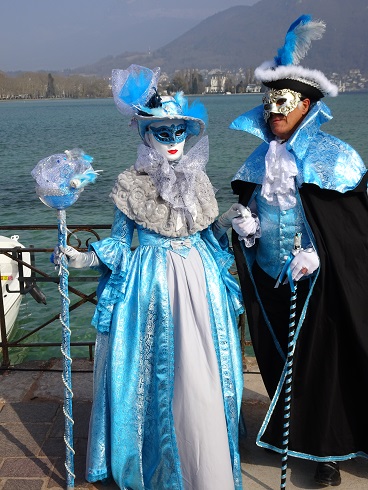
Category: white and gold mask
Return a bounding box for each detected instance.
[262,88,302,122]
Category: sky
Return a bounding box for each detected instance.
[0,0,259,73]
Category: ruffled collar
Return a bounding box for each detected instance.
[134,136,210,228]
[110,137,218,238]
[261,140,298,210]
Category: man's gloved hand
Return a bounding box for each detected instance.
[290,248,319,282]
[51,245,100,269]
[213,203,251,239]
[231,208,261,248]
[232,215,259,238]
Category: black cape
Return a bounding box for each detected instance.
[232,173,368,459]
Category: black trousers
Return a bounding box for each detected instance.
[252,261,310,395]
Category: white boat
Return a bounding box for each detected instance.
[0,235,32,341]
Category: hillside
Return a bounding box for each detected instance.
[72,0,368,77]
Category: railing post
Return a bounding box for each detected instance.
[0,284,10,368]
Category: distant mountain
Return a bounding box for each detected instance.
[72,0,368,77]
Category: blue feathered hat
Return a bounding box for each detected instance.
[111,64,208,140]
[254,15,338,100]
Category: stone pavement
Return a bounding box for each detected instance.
[0,357,367,490]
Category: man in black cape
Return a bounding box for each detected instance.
[228,15,368,487]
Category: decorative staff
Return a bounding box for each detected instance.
[31,149,99,489]
[275,232,302,489]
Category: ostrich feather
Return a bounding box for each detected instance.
[275,14,326,66]
[174,91,208,126]
[119,66,154,107]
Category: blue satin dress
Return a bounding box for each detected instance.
[85,206,244,490]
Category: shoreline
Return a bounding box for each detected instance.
[1,90,368,103]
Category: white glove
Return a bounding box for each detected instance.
[218,203,251,227]
[232,215,258,237]
[52,245,100,269]
[213,203,251,239]
[290,248,319,282]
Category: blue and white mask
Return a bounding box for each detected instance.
[146,118,187,162]
[148,123,187,145]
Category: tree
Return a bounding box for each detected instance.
[236,80,244,94]
[224,77,234,93]
[168,73,188,93]
[46,73,56,98]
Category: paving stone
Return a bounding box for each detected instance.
[40,435,87,458]
[0,458,54,477]
[2,479,44,490]
[0,423,50,457]
[32,360,93,403]
[0,402,59,424]
[50,402,91,438]
[46,454,82,489]
[38,437,65,458]
[0,370,41,403]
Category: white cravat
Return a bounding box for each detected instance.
[261,140,298,210]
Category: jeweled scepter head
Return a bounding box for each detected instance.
[31,148,99,210]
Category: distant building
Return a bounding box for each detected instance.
[245,84,261,93]
[205,71,227,93]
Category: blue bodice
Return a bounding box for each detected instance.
[137,226,202,258]
[255,193,309,279]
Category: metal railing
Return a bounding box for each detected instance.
[1,224,253,371]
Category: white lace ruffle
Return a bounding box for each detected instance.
[110,140,219,238]
[261,140,298,210]
[134,136,210,225]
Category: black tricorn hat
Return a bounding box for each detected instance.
[255,15,338,100]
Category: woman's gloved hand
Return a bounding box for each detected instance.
[213,203,251,239]
[290,248,320,281]
[218,203,251,228]
[51,245,100,269]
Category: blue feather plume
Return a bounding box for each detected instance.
[186,99,208,127]
[274,14,326,66]
[174,91,208,127]
[119,66,154,107]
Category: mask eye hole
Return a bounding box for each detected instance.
[175,128,185,137]
[263,103,272,111]
[276,98,287,106]
[159,131,170,139]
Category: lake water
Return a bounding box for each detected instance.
[1,94,367,363]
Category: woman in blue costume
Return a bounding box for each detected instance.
[228,16,368,487]
[61,65,244,489]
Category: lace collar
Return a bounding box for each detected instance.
[261,139,298,210]
[110,137,218,237]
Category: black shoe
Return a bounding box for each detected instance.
[314,462,341,487]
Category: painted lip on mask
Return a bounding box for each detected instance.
[168,149,178,154]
